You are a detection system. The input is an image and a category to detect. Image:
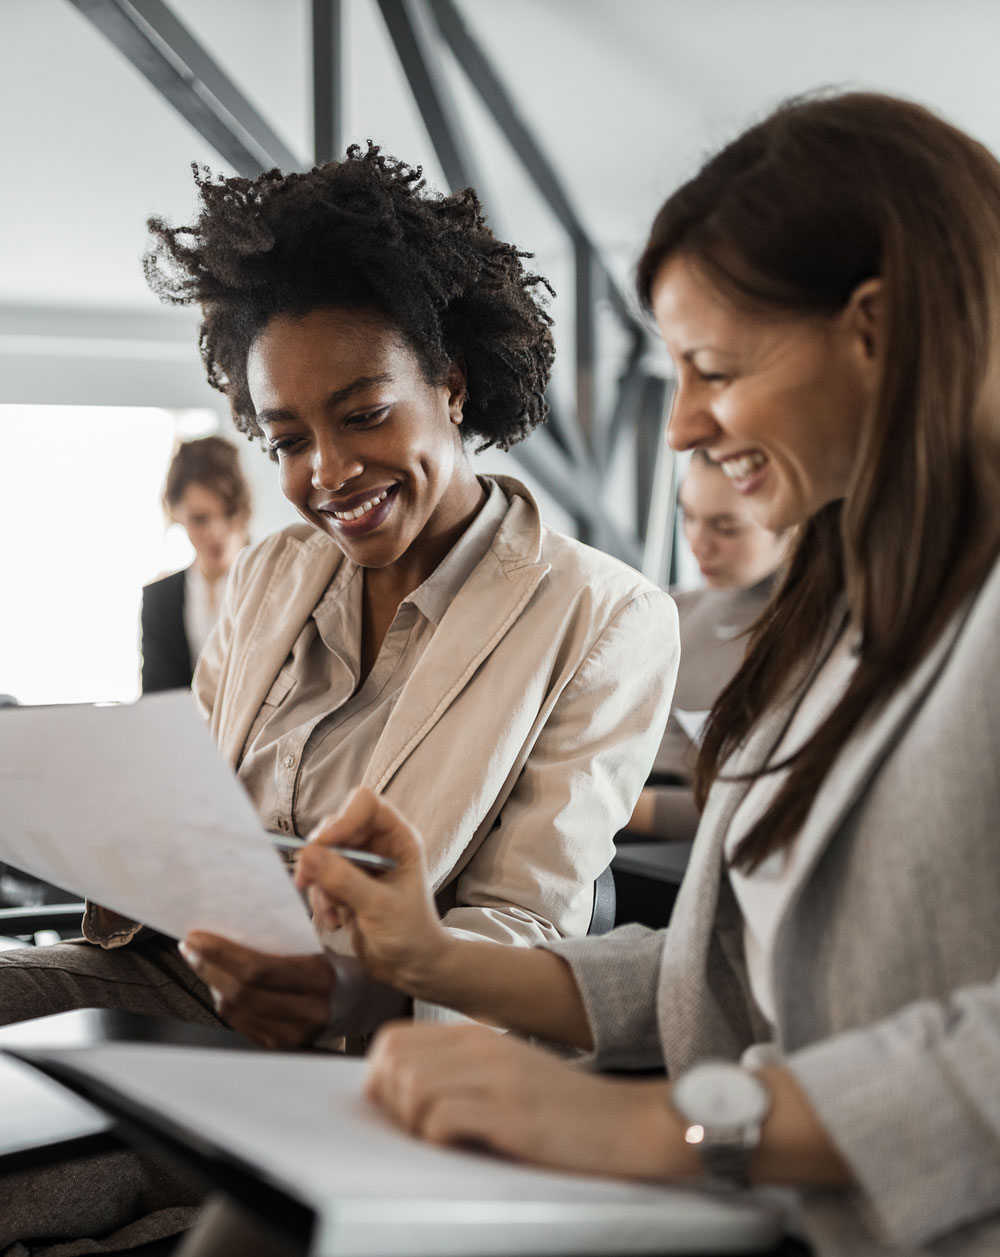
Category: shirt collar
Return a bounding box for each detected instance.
[408,478,508,626]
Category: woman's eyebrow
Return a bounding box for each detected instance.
[258,374,394,426]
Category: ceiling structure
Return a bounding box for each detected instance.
[2,0,998,556]
[3,0,998,312]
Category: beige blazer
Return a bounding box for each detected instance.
[552,552,1000,1256]
[192,476,678,951]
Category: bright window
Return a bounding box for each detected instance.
[0,404,217,706]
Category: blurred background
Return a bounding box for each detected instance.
[1,0,997,706]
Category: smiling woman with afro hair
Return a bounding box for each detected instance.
[145,143,554,453]
[0,142,677,1257]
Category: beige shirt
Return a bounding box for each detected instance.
[238,479,507,839]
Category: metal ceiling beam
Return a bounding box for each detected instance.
[375,0,611,529]
[68,0,303,176]
[375,0,487,196]
[425,0,642,335]
[312,0,344,164]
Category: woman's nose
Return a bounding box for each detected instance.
[312,440,364,492]
[666,381,721,453]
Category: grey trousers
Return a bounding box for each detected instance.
[0,936,226,1256]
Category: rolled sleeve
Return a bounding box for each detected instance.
[444,589,679,949]
[544,924,668,1071]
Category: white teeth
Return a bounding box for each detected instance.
[332,489,389,521]
[720,452,767,480]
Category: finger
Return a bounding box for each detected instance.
[209,984,332,1036]
[419,1095,512,1153]
[295,845,386,916]
[307,885,346,929]
[307,788,422,865]
[181,934,333,995]
[365,1025,500,1123]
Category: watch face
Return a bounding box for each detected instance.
[673,1062,769,1128]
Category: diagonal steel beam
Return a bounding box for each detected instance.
[375,0,597,481]
[374,0,487,197]
[426,0,643,335]
[67,0,304,176]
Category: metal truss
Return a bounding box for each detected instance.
[68,0,677,578]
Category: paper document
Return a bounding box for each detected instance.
[13,1044,785,1256]
[0,693,320,955]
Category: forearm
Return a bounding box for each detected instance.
[407,935,593,1049]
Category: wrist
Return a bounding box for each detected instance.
[400,925,459,1003]
[611,1080,700,1181]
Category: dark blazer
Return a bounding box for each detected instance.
[140,568,192,692]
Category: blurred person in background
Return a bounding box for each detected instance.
[625,449,790,840]
[141,435,251,692]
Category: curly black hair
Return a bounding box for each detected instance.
[144,144,554,453]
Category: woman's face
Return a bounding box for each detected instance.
[247,308,476,573]
[678,457,788,590]
[171,482,247,574]
[652,254,878,532]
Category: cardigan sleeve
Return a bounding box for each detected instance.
[788,967,1000,1249]
[543,924,669,1070]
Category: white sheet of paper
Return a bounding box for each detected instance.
[17,1044,784,1256]
[673,707,712,746]
[0,692,320,955]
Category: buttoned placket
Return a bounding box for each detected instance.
[271,598,421,836]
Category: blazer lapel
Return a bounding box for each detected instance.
[364,491,549,792]
[218,531,344,765]
[774,592,976,919]
[658,611,847,1071]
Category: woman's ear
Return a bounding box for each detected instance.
[845,277,883,365]
[446,360,468,425]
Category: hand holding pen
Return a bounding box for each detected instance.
[293,786,450,994]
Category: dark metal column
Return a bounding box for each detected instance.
[312,0,344,164]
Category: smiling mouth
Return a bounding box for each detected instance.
[719,452,767,481]
[329,488,390,521]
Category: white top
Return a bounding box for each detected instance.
[184,564,230,665]
[725,625,859,1026]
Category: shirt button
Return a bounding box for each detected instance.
[284,754,296,769]
[278,816,291,833]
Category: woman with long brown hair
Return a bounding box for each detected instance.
[291,92,1000,1256]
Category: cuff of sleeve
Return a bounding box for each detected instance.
[788,1016,1000,1249]
[314,950,411,1047]
[81,902,145,949]
[542,924,666,1071]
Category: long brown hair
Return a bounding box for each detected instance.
[638,92,1000,872]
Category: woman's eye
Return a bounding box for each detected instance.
[696,370,727,384]
[270,437,301,455]
[346,406,390,428]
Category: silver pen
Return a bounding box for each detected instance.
[268,832,397,871]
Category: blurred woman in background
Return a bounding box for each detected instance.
[141,435,250,692]
[626,449,789,840]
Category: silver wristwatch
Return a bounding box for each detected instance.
[671,1061,771,1187]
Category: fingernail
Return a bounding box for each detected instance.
[178,942,198,964]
